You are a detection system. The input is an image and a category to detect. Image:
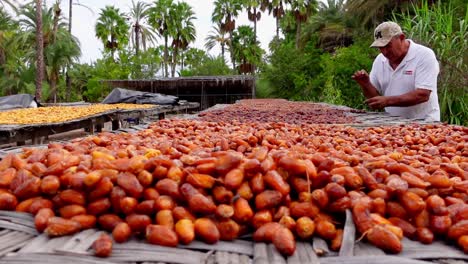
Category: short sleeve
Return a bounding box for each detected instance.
[415,49,439,91]
[369,58,382,94]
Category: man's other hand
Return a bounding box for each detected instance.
[352,70,370,86]
[365,96,389,109]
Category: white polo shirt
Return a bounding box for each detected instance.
[369,40,440,121]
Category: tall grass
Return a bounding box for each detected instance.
[396,0,468,125]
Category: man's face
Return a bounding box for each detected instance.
[379,35,405,63]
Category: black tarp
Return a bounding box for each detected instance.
[0,94,39,110]
[102,88,179,105]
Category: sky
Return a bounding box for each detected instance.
[44,0,278,63]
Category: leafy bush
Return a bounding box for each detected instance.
[316,40,377,109]
[259,39,323,100]
[180,56,231,76]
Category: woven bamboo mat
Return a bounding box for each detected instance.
[0,210,466,264]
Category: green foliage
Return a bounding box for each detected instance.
[231,25,264,71]
[316,40,376,108]
[259,38,323,100]
[396,0,468,125]
[180,55,231,76]
[95,6,130,58]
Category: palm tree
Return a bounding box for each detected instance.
[0,8,16,66]
[262,0,285,38]
[20,3,81,102]
[169,1,195,77]
[231,25,263,74]
[35,0,44,102]
[243,0,262,39]
[129,0,156,55]
[345,0,422,28]
[148,0,175,77]
[95,6,129,59]
[204,23,229,62]
[287,0,318,49]
[304,0,354,51]
[66,0,92,101]
[212,0,243,69]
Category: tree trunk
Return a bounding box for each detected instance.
[253,7,257,41]
[50,3,61,103]
[171,47,177,77]
[35,0,44,102]
[229,31,235,70]
[164,35,169,77]
[221,43,225,63]
[295,18,301,49]
[180,50,184,71]
[50,70,58,103]
[276,16,279,38]
[66,0,72,101]
[135,22,140,55]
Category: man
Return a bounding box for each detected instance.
[352,21,440,121]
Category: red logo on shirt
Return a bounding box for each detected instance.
[404,70,413,75]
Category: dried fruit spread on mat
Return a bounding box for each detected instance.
[198,99,361,124]
[0,119,467,257]
[0,104,155,125]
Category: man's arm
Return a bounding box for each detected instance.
[365,88,431,109]
[352,70,380,98]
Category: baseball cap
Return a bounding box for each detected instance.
[370,21,403,48]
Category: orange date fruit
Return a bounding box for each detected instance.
[215,204,234,219]
[146,225,178,247]
[224,168,245,190]
[194,218,220,244]
[40,175,60,195]
[70,214,96,230]
[156,178,182,201]
[119,197,138,215]
[426,195,448,216]
[447,220,468,240]
[45,217,81,237]
[175,219,195,245]
[172,206,196,222]
[98,214,123,232]
[59,189,86,206]
[458,235,468,254]
[112,222,131,243]
[35,208,55,232]
[255,190,282,210]
[296,216,315,239]
[400,192,425,216]
[290,201,319,219]
[316,220,337,240]
[253,222,282,243]
[93,233,113,257]
[272,226,296,256]
[155,209,174,229]
[87,198,111,216]
[330,229,343,251]
[366,225,402,254]
[117,172,143,199]
[416,227,434,244]
[126,214,152,233]
[59,204,86,219]
[233,197,254,223]
[0,192,18,211]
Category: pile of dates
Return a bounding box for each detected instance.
[0,119,466,257]
[198,99,359,124]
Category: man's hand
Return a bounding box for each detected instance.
[365,96,389,109]
[352,70,371,86]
